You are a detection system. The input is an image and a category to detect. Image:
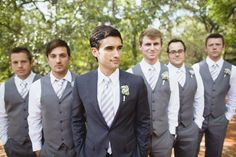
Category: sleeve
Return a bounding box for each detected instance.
[225,65,236,120]
[27,80,43,151]
[0,83,8,145]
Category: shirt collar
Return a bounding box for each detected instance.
[15,71,36,84]
[50,70,72,83]
[140,58,160,71]
[206,56,223,67]
[98,68,119,85]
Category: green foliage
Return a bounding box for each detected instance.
[0,0,235,82]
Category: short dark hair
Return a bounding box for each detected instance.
[45,39,71,57]
[205,33,224,46]
[90,25,123,49]
[139,28,163,46]
[9,47,33,62]
[167,39,186,53]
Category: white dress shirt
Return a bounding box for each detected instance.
[127,59,180,134]
[0,72,36,145]
[167,63,204,128]
[97,68,120,116]
[193,57,236,120]
[28,70,72,151]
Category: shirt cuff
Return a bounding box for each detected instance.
[32,141,42,151]
[194,119,202,129]
[169,126,176,135]
[225,112,233,121]
[0,136,8,145]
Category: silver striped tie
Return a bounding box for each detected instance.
[56,79,65,98]
[148,66,156,90]
[20,81,28,98]
[210,64,218,81]
[177,70,185,87]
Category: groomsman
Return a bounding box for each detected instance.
[0,47,40,157]
[72,25,150,157]
[193,33,236,157]
[166,39,204,157]
[28,39,76,157]
[127,28,179,157]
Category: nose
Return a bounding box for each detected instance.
[150,44,155,50]
[113,49,120,57]
[17,62,23,67]
[56,56,61,62]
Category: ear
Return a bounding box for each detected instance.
[91,47,98,57]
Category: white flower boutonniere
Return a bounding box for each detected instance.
[121,85,129,102]
[161,71,169,85]
[189,69,195,78]
[224,68,231,77]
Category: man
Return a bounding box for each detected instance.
[28,39,76,157]
[0,47,41,157]
[193,33,236,157]
[166,39,204,157]
[127,28,179,157]
[72,25,150,157]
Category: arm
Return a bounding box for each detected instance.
[0,83,8,145]
[27,80,43,152]
[192,67,204,129]
[225,65,236,120]
[71,77,86,154]
[135,77,150,157]
[168,75,180,135]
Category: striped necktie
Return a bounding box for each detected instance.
[56,79,65,98]
[148,66,156,90]
[210,64,218,81]
[177,69,185,87]
[20,81,28,98]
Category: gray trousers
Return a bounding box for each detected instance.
[149,130,174,157]
[197,114,228,157]
[40,143,76,157]
[174,122,200,157]
[4,138,36,157]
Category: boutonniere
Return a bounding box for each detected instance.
[189,69,195,78]
[161,71,169,85]
[224,68,231,77]
[121,85,129,102]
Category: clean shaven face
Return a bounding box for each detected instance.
[205,38,224,62]
[168,42,185,68]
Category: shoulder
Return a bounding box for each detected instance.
[120,70,145,84]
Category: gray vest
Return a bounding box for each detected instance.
[199,60,231,118]
[178,66,197,127]
[4,74,41,144]
[40,73,76,150]
[132,64,170,136]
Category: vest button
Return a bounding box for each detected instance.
[60,120,63,123]
[61,138,64,141]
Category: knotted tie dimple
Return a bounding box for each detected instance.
[148,66,156,90]
[56,79,65,98]
[177,70,185,87]
[20,81,28,98]
[210,64,218,81]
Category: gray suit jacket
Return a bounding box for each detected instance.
[72,70,150,157]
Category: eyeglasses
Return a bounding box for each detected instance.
[168,49,185,55]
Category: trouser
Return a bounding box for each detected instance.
[4,138,36,157]
[40,143,76,157]
[174,121,200,157]
[196,114,229,157]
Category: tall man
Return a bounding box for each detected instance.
[166,39,204,157]
[0,47,41,157]
[28,39,76,157]
[72,25,150,157]
[193,33,236,157]
[127,28,180,157]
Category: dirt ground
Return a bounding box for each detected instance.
[0,117,235,157]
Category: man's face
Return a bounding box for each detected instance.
[140,36,162,64]
[205,38,224,61]
[47,47,70,78]
[10,52,32,80]
[92,36,122,76]
[168,42,185,68]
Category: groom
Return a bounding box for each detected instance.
[72,25,150,157]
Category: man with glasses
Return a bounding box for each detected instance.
[167,39,204,157]
[127,28,179,157]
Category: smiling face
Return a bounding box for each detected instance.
[140,36,162,65]
[168,41,185,68]
[47,46,70,79]
[205,38,224,62]
[10,52,32,80]
[92,36,122,76]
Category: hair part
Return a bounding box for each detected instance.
[139,28,163,46]
[45,39,71,57]
[205,33,224,46]
[90,25,123,49]
[9,47,33,62]
[167,38,186,53]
